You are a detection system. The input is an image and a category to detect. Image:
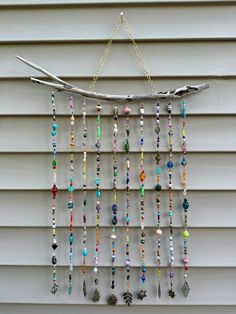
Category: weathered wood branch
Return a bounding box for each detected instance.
[16,55,210,101]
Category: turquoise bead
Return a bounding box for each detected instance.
[52,123,58,130]
[96,190,101,197]
[69,233,74,243]
[156,167,162,175]
[95,178,100,185]
[68,186,74,193]
[51,130,56,136]
[125,216,131,223]
[168,211,173,217]
[82,248,88,257]
[142,265,146,273]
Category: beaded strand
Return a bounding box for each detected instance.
[82,100,88,297]
[122,104,133,306]
[67,96,75,295]
[107,106,119,306]
[167,103,175,298]
[155,102,162,298]
[137,103,147,301]
[50,90,59,295]
[181,100,190,297]
[92,102,102,302]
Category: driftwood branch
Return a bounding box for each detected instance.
[16,55,210,102]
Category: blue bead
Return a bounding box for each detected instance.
[82,248,88,257]
[181,158,187,166]
[69,233,74,243]
[156,167,162,175]
[142,265,146,273]
[52,123,58,130]
[68,186,74,193]
[125,216,130,223]
[167,161,173,169]
[95,178,100,185]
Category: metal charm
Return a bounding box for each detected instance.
[182,280,190,297]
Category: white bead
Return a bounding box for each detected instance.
[184,274,187,278]
[111,234,117,239]
[94,267,98,273]
[140,108,144,114]
[171,256,174,261]
[71,121,75,126]
[169,236,173,241]
[156,229,162,236]
[170,247,174,251]
[140,120,144,126]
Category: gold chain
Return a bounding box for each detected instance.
[89,13,157,94]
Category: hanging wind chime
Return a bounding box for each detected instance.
[137,103,147,301]
[82,99,88,297]
[167,103,175,298]
[181,100,190,297]
[155,102,162,298]
[67,96,75,295]
[122,103,133,306]
[92,102,102,302]
[107,106,119,306]
[50,90,59,295]
[16,11,209,303]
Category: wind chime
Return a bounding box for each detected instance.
[17,11,209,304]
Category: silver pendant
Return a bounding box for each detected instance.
[182,281,190,297]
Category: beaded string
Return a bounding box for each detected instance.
[137,103,147,301]
[82,100,88,297]
[92,102,102,302]
[107,106,119,306]
[67,96,75,295]
[50,90,59,295]
[167,103,175,298]
[122,103,133,306]
[181,100,190,297]
[155,102,162,298]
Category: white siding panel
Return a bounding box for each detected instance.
[0,227,234,267]
[2,42,236,77]
[0,153,235,190]
[1,5,236,42]
[0,190,235,227]
[0,267,235,305]
[0,116,235,152]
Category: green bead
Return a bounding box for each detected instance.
[114,170,118,177]
[124,141,130,152]
[97,127,101,138]
[183,230,189,239]
[140,184,145,197]
[52,160,57,166]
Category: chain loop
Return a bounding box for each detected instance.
[89,13,157,93]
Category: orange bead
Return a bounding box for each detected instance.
[140,170,146,182]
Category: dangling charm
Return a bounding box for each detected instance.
[107,106,119,306]
[167,102,176,298]
[155,102,162,298]
[92,102,102,302]
[82,99,88,297]
[181,100,191,297]
[50,90,59,295]
[122,103,133,306]
[137,102,147,301]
